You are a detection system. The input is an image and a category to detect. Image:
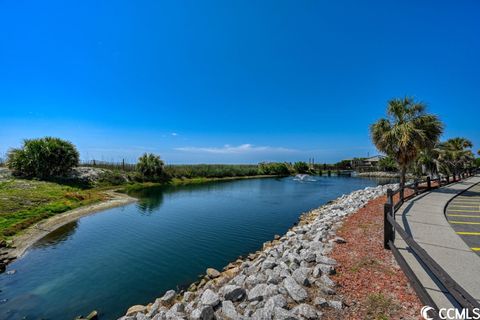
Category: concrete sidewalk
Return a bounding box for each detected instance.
[395,176,480,309]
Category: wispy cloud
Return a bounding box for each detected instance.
[171,132,178,136]
[175,144,297,154]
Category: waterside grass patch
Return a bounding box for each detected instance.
[0,179,106,244]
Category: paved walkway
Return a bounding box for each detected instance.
[446,183,480,256]
[396,176,480,309]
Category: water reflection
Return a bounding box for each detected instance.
[33,221,79,248]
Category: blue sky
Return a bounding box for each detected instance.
[1,1,479,164]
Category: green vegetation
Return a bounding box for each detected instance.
[135,153,167,182]
[377,156,397,172]
[365,293,399,320]
[435,138,475,176]
[293,161,309,173]
[258,162,290,175]
[335,159,352,170]
[0,179,105,245]
[165,164,261,178]
[7,137,79,179]
[370,97,443,186]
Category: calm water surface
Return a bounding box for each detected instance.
[0,176,393,320]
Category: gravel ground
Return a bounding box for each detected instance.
[326,191,422,320]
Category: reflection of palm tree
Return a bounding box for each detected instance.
[370,97,443,187]
[132,187,165,214]
[435,138,474,176]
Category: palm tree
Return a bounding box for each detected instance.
[136,153,166,181]
[435,138,474,176]
[370,97,444,187]
[412,147,439,177]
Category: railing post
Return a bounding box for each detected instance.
[427,176,431,189]
[384,202,393,249]
[384,189,394,249]
[446,176,450,184]
[414,180,419,195]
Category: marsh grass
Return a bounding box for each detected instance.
[165,164,260,178]
[82,161,263,178]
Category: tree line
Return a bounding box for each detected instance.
[2,138,321,183]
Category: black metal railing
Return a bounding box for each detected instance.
[384,169,479,319]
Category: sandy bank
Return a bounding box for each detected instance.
[0,191,137,269]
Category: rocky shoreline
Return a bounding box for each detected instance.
[118,183,398,320]
[356,171,401,178]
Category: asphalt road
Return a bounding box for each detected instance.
[446,183,480,255]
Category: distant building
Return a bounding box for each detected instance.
[362,155,385,167]
[343,155,386,171]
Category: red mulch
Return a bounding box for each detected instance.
[324,193,423,320]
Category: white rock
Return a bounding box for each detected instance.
[283,276,308,302]
[247,283,268,301]
[221,300,240,320]
[200,289,220,307]
[292,303,321,319]
[159,290,176,305]
[328,300,343,310]
[273,307,296,320]
[292,267,311,286]
[265,294,287,309]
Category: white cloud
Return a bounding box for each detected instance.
[171,132,178,136]
[175,144,297,154]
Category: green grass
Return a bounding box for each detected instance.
[365,293,399,320]
[0,179,106,244]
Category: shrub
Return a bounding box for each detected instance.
[7,137,79,179]
[136,153,167,181]
[293,161,310,173]
[97,170,127,186]
[258,162,291,175]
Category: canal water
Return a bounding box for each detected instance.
[0,176,394,320]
